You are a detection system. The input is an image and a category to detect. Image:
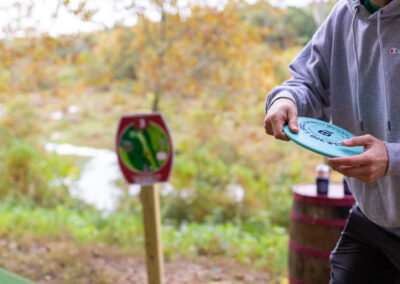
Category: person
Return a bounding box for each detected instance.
[264,0,400,283]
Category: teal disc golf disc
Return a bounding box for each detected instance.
[283,117,364,158]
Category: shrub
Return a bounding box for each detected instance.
[0,99,78,207]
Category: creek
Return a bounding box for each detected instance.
[45,143,244,211]
[45,143,140,211]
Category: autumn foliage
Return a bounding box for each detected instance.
[0,1,313,104]
[0,1,326,278]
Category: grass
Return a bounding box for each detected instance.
[0,199,288,276]
[0,90,334,282]
[40,92,145,149]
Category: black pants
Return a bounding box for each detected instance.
[330,205,400,284]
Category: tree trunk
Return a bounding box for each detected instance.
[152,91,161,112]
[151,5,166,113]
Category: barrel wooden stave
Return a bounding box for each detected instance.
[292,200,352,220]
[290,220,343,252]
[289,183,354,284]
[289,249,331,284]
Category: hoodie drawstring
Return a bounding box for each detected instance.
[351,6,364,130]
[352,6,392,131]
[377,10,392,131]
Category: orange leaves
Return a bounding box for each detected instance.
[55,0,96,21]
[133,2,272,106]
[72,2,86,15]
[0,0,305,108]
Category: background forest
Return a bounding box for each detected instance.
[0,0,337,283]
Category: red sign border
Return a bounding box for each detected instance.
[115,112,174,185]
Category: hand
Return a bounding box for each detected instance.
[264,98,298,141]
[328,135,389,184]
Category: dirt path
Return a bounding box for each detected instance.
[0,236,276,284]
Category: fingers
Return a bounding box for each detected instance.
[342,134,374,147]
[288,108,299,133]
[264,117,273,135]
[329,135,377,168]
[330,135,387,184]
[264,99,298,141]
[271,115,289,141]
[332,165,376,184]
[328,154,367,168]
[329,154,375,184]
[329,158,370,182]
[335,165,368,177]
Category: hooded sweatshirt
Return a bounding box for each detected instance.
[265,0,400,228]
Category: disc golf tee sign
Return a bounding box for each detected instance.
[116,113,173,185]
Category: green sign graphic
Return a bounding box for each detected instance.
[118,122,170,173]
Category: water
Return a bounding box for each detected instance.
[45,143,140,211]
[45,143,245,210]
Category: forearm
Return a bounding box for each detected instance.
[265,47,331,120]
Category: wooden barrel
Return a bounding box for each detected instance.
[289,183,355,284]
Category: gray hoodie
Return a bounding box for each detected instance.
[265,0,400,228]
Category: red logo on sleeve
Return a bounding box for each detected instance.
[390,48,400,54]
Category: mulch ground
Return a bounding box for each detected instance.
[0,236,277,284]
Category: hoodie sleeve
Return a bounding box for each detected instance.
[265,11,334,121]
[384,143,400,175]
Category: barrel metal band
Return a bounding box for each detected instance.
[289,239,331,259]
[290,211,348,227]
[289,276,309,284]
[293,192,355,207]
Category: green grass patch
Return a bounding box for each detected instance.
[0,200,288,275]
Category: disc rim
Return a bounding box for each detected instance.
[283,117,364,158]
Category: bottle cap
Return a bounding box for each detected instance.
[316,164,330,179]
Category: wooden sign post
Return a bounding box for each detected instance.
[116,113,174,284]
[141,185,163,284]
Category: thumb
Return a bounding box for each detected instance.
[288,109,298,133]
[342,135,374,147]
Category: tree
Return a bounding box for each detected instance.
[0,0,283,111]
[128,0,189,111]
[285,6,317,46]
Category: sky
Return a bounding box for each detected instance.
[0,0,314,38]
